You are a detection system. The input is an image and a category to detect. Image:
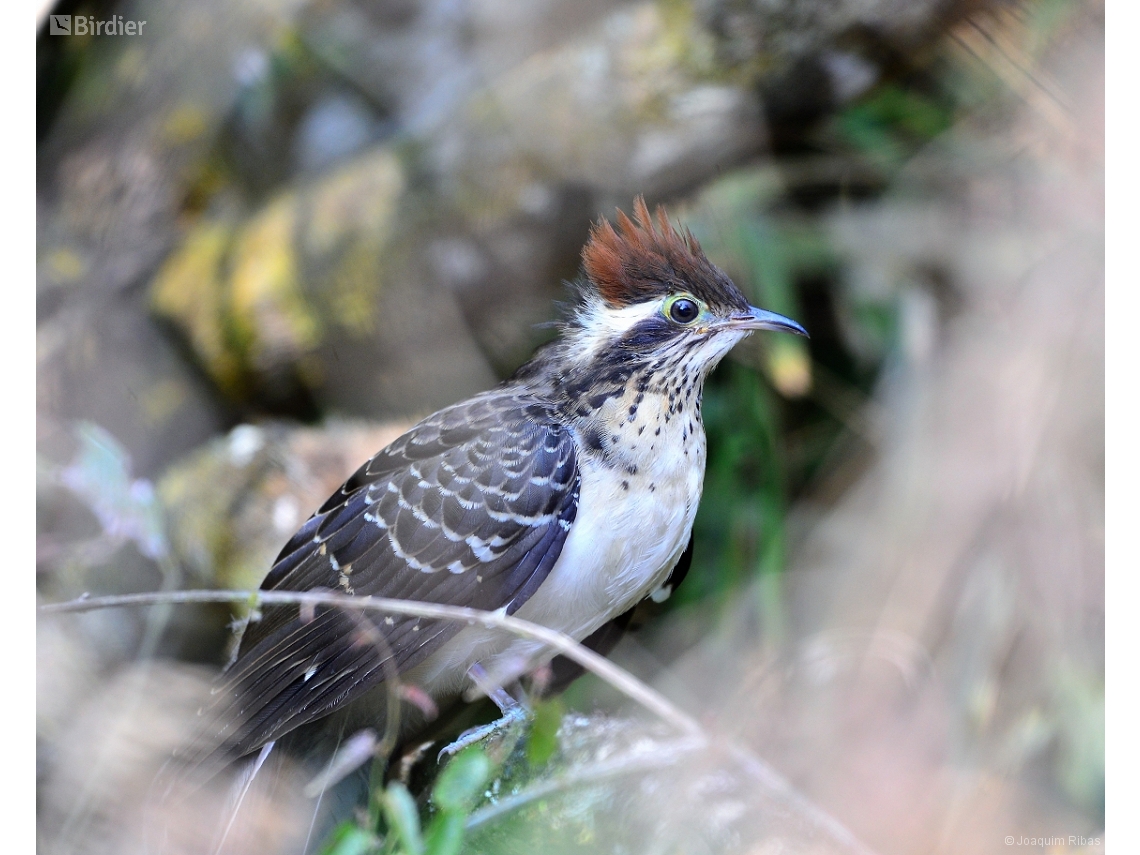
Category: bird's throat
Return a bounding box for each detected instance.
[567,360,709,486]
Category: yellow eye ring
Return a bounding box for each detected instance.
[664,294,702,325]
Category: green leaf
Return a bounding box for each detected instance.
[381,782,424,855]
[319,821,379,855]
[431,747,491,813]
[525,698,564,767]
[423,812,465,855]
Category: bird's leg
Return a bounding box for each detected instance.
[437,663,531,760]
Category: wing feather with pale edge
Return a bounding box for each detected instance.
[206,388,579,758]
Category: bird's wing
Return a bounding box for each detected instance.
[207,389,579,757]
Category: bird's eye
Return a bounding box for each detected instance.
[666,296,701,325]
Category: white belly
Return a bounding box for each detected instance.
[409,431,706,697]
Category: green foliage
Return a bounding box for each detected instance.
[687,361,788,624]
[431,747,492,814]
[837,83,955,168]
[320,823,381,855]
[381,783,425,855]
[1051,664,1105,821]
[525,699,565,767]
[322,747,493,855]
[422,813,466,855]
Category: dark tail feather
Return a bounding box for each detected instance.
[208,741,276,855]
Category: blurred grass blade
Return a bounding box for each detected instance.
[431,747,491,813]
[381,782,425,855]
[59,421,169,560]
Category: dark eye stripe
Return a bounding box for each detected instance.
[621,316,677,348]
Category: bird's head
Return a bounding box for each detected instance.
[563,197,807,382]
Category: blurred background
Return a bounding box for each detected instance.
[36,0,1104,853]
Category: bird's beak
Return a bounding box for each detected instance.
[724,306,809,337]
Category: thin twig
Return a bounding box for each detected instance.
[39,589,705,739]
[465,734,876,855]
[41,588,878,854]
[464,735,707,830]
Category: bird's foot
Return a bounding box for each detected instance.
[437,703,530,761]
[438,663,531,761]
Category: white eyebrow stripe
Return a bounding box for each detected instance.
[566,296,663,363]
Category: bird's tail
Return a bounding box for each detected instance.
[207,741,277,855]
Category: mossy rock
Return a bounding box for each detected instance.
[151,150,405,407]
[157,419,409,593]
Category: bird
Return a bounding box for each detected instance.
[197,197,808,772]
